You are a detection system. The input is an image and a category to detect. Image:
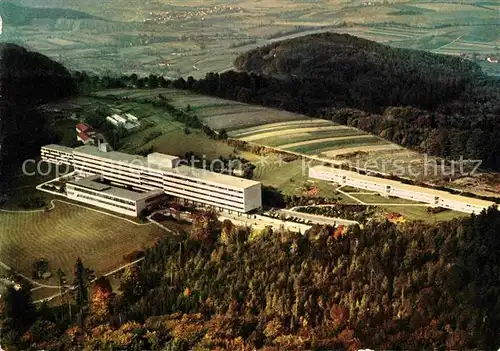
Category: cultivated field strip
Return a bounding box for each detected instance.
[202,111,307,131]
[412,3,487,11]
[322,143,402,157]
[240,125,354,142]
[248,129,366,147]
[286,137,389,155]
[279,135,377,149]
[229,119,333,137]
[173,97,241,109]
[195,105,270,118]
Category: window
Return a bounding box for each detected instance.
[164,184,244,207]
[73,186,136,205]
[165,178,244,201]
[75,194,135,212]
[166,174,244,194]
[168,191,244,211]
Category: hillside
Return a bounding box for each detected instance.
[3,209,500,349]
[0,2,95,26]
[183,33,500,170]
[0,43,76,176]
[234,32,485,111]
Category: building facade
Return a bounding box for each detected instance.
[41,144,74,165]
[77,132,95,145]
[41,144,262,214]
[309,165,495,214]
[66,175,167,217]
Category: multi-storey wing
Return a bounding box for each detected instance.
[41,144,262,215]
[309,165,495,214]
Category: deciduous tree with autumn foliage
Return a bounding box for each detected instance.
[2,208,500,349]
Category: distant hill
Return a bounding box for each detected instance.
[186,33,500,170]
[0,43,76,176]
[0,43,75,102]
[0,2,95,26]
[234,32,486,112]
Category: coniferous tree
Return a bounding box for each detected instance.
[73,258,94,326]
[57,268,72,322]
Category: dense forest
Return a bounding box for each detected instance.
[0,43,76,176]
[234,33,484,112]
[171,33,500,170]
[2,208,500,350]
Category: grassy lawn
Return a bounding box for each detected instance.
[340,186,377,193]
[143,130,237,162]
[0,201,165,285]
[350,193,422,205]
[254,159,342,199]
[379,205,467,223]
[111,102,238,161]
[253,159,307,194]
[332,191,361,205]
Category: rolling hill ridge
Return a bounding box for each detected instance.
[0,43,76,176]
[0,2,95,26]
[234,32,485,112]
[185,33,500,169]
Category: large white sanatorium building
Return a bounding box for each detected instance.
[41,144,262,215]
[309,165,495,214]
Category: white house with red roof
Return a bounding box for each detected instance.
[76,122,93,134]
[76,123,95,145]
[77,132,95,145]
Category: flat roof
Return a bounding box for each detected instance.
[42,144,75,153]
[168,165,261,190]
[68,175,164,201]
[72,145,260,190]
[45,144,261,190]
[148,152,180,162]
[68,175,111,191]
[310,165,496,207]
[73,145,147,165]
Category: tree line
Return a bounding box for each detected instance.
[182,33,499,170]
[2,207,500,349]
[77,69,500,172]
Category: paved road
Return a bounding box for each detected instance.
[276,209,359,227]
[219,211,312,233]
[160,206,358,232]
